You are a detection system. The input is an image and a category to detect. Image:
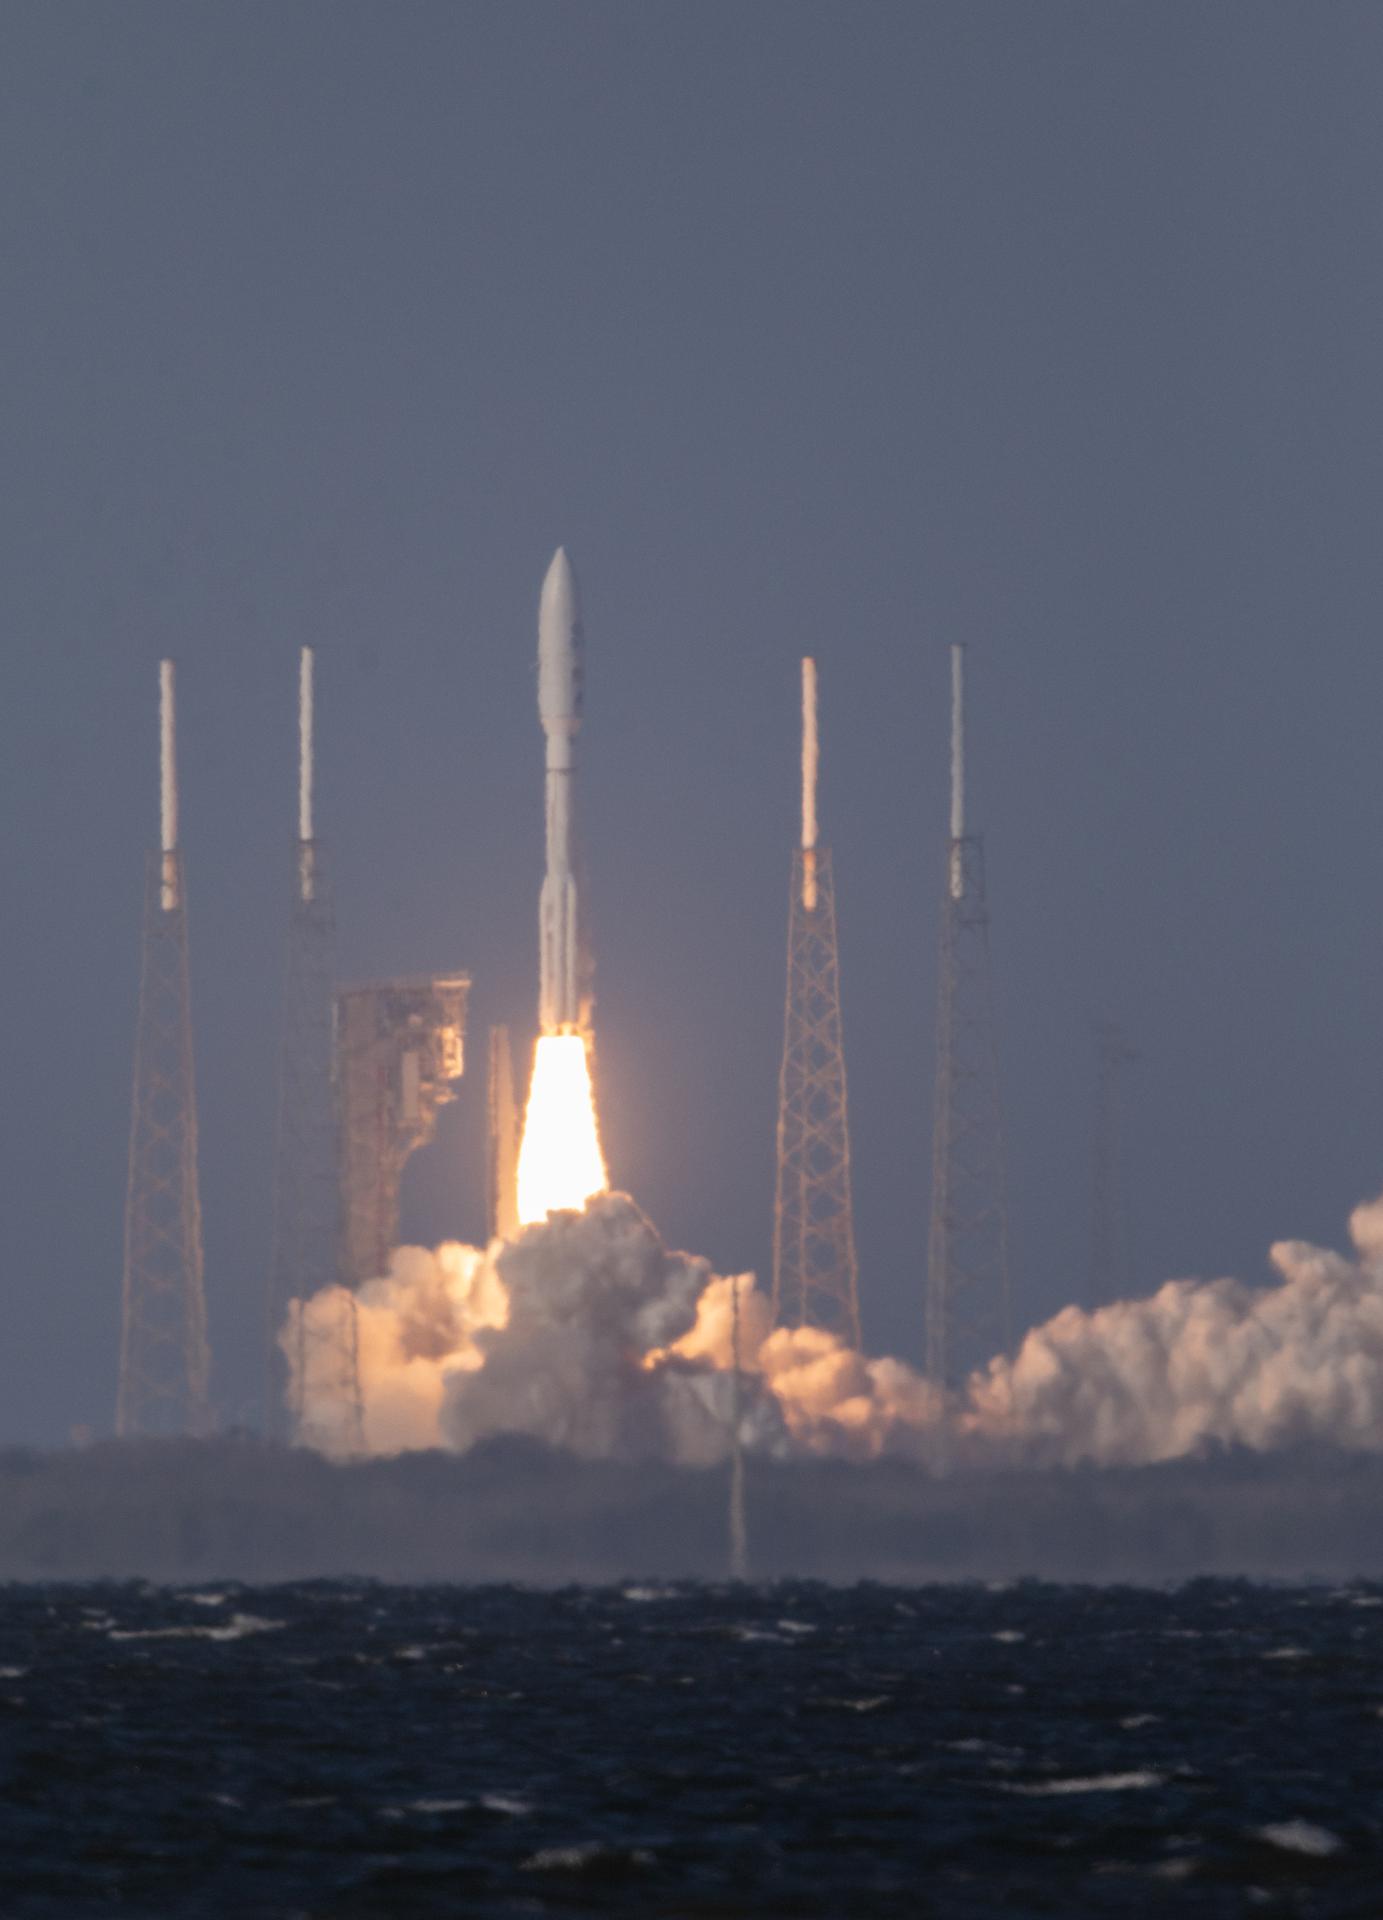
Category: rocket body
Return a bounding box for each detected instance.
[537,548,590,1034]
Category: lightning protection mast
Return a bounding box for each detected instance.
[266,648,362,1451]
[925,645,1011,1388]
[117,660,212,1436]
[771,658,862,1346]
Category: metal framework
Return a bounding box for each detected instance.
[266,839,359,1449]
[926,648,1011,1389]
[1090,1019,1137,1309]
[772,845,862,1345]
[118,846,211,1436]
[338,976,469,1287]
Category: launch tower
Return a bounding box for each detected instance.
[117,662,212,1437]
[925,645,1011,1388]
[771,659,862,1346]
[337,976,468,1287]
[266,649,358,1449]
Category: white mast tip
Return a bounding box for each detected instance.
[801,657,819,909]
[159,659,179,909]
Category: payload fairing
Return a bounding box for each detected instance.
[537,547,592,1035]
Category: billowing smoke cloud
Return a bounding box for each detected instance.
[287,1192,1383,1470]
[437,1200,790,1465]
[291,1198,792,1465]
[961,1196,1383,1467]
[291,1241,506,1457]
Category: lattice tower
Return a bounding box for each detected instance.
[117,663,211,1436]
[771,659,861,1345]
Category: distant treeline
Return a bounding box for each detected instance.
[0,1439,1379,1583]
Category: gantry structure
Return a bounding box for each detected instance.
[337,975,468,1287]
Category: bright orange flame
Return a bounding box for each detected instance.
[516,1034,608,1226]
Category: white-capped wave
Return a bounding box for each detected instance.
[1256,1821,1342,1856]
[107,1612,283,1643]
[1006,1770,1164,1796]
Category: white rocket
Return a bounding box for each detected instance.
[537,547,590,1034]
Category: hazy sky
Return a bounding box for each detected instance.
[3,2,1383,1443]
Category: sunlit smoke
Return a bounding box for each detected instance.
[516,1033,608,1225]
[287,1174,1383,1475]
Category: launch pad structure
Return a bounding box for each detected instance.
[273,970,468,1452]
[264,650,470,1450]
[338,975,469,1289]
[118,663,211,1438]
[925,645,1011,1389]
[772,659,862,1347]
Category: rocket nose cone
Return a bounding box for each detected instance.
[540,546,580,632]
[538,546,584,728]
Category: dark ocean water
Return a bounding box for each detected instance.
[0,1580,1380,1917]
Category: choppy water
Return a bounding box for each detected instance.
[0,1580,1380,1915]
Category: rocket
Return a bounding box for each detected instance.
[537,547,591,1034]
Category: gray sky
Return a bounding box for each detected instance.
[3,1,1382,1443]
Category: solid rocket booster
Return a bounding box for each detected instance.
[537,547,589,1033]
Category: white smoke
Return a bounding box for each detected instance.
[288,1241,506,1457]
[961,1196,1383,1466]
[291,1197,793,1464]
[286,1191,1383,1470]
[437,1198,790,1464]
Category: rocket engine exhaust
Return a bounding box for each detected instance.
[516,1032,606,1225]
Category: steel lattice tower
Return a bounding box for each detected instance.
[266,650,362,1452]
[926,646,1011,1388]
[772,659,861,1346]
[117,662,211,1437]
[1090,1020,1137,1308]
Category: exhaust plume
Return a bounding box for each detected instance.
[515,1034,607,1226]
